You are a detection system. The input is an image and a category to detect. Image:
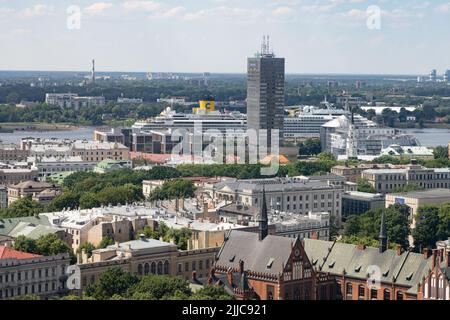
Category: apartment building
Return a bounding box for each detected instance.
[0,247,71,300]
[28,156,97,179]
[0,165,39,186]
[361,164,450,193]
[0,143,30,162]
[0,186,7,209]
[7,180,62,205]
[45,93,105,110]
[70,141,130,162]
[74,236,219,294]
[213,177,344,224]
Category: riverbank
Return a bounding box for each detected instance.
[0,122,82,131]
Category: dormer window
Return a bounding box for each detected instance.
[266,258,274,269]
[354,265,362,273]
[229,254,236,263]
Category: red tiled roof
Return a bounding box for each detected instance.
[0,246,42,260]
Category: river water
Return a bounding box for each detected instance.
[0,127,95,144]
[402,128,450,147]
[0,127,449,147]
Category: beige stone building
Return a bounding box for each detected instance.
[7,180,62,205]
[385,189,450,246]
[0,166,39,186]
[74,236,219,294]
[0,246,71,299]
[212,177,344,225]
[362,165,450,194]
[70,141,129,162]
[0,143,30,162]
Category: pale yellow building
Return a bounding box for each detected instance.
[385,189,450,246]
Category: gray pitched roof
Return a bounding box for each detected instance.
[303,239,432,294]
[215,230,295,275]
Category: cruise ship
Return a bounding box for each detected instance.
[132,104,247,135]
[284,106,350,140]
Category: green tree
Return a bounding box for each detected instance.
[98,236,115,249]
[47,191,81,211]
[190,285,234,300]
[85,267,139,300]
[79,192,101,209]
[433,146,448,160]
[356,178,376,193]
[127,274,191,300]
[298,138,321,156]
[0,196,44,218]
[413,205,441,251]
[77,242,96,258]
[13,236,38,254]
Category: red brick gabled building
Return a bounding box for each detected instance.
[417,248,450,300]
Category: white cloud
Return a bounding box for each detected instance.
[123,1,163,12]
[435,2,450,13]
[152,6,186,19]
[0,8,15,15]
[272,6,296,17]
[183,6,261,22]
[20,4,54,18]
[84,2,114,16]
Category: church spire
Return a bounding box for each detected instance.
[259,187,268,241]
[379,210,387,253]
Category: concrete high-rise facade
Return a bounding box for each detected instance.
[247,36,285,149]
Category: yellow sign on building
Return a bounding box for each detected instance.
[193,100,215,114]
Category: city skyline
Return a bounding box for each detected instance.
[1,0,450,74]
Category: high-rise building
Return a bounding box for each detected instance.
[444,70,450,83]
[247,35,285,149]
[430,69,437,82]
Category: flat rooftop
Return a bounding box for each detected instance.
[389,188,450,199]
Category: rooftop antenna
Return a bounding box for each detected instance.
[91,59,96,85]
[267,35,270,54]
[262,35,266,54]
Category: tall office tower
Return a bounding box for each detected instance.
[430,69,437,82]
[247,35,285,149]
[444,70,450,83]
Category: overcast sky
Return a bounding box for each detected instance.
[0,0,449,75]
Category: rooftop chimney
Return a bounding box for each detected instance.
[396,245,402,256]
[432,249,438,269]
[239,260,244,275]
[423,248,430,259]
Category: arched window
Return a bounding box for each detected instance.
[164,260,170,275]
[346,283,353,297]
[137,264,143,275]
[157,261,163,275]
[383,289,390,300]
[144,263,150,275]
[396,291,404,300]
[358,285,365,299]
[431,275,437,299]
[151,262,156,274]
[439,275,444,300]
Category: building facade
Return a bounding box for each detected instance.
[7,180,62,205]
[0,247,71,300]
[247,40,285,148]
[361,165,450,193]
[70,141,130,162]
[342,191,385,217]
[213,177,344,225]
